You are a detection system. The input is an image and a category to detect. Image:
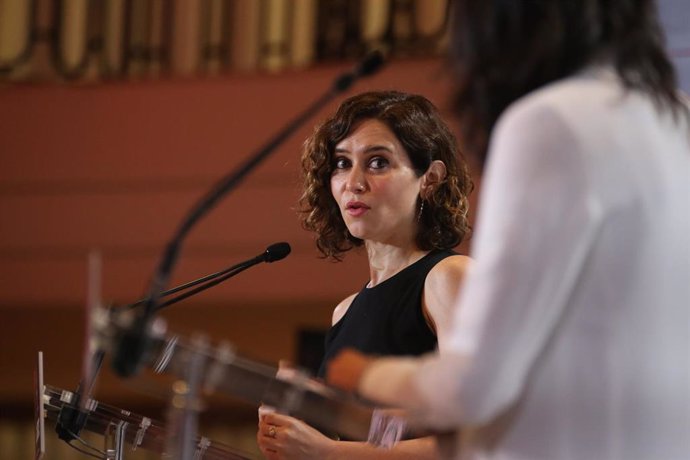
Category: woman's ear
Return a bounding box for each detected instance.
[420,160,447,200]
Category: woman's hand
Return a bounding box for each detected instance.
[257,411,337,460]
[326,348,374,392]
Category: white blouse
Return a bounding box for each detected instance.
[359,67,690,460]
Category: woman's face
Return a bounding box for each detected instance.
[330,118,423,246]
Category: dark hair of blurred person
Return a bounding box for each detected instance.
[449,0,687,164]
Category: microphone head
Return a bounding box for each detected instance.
[264,242,291,263]
[356,50,385,77]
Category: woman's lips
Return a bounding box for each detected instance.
[346,201,370,217]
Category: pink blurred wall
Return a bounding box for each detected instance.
[0,57,478,408]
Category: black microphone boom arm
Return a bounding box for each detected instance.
[112,51,385,377]
[120,242,291,311]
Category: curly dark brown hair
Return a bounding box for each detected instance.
[299,90,473,260]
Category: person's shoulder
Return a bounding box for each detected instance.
[488,71,608,164]
[422,255,472,332]
[331,292,358,326]
[498,65,621,129]
[426,254,472,289]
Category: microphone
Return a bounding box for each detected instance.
[151,241,291,312]
[120,242,291,311]
[112,51,386,378]
[57,242,291,444]
[263,241,291,262]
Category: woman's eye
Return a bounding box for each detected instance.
[334,157,350,169]
[369,156,388,169]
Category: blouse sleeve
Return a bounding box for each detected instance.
[359,100,605,429]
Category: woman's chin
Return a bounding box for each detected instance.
[345,224,368,241]
[349,231,367,241]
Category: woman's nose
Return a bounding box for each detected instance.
[345,170,366,193]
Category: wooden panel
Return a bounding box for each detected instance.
[0,57,458,309]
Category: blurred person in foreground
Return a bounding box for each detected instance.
[256,90,474,459]
[327,1,690,459]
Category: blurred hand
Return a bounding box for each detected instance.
[326,348,374,393]
[257,411,336,460]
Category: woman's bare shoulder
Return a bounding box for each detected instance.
[428,254,473,286]
[423,255,473,334]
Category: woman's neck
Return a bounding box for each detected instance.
[365,242,428,288]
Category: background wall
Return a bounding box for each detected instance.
[0,2,463,458]
[0,55,473,459]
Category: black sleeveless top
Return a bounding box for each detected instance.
[317,249,456,378]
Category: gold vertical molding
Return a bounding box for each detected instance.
[414,0,448,50]
[103,0,125,76]
[60,0,89,71]
[171,0,202,76]
[289,0,316,69]
[360,0,390,49]
[261,0,289,72]
[0,0,30,64]
[230,0,261,72]
[414,0,445,34]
